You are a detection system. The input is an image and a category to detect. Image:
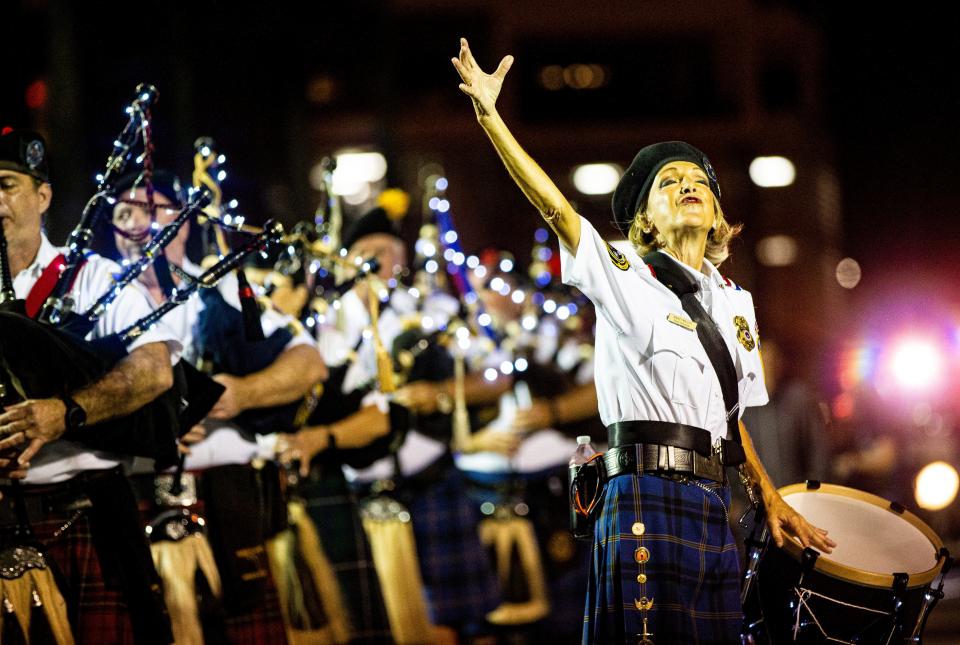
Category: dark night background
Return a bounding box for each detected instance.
[3,1,959,280]
[3,1,960,636]
[3,2,958,384]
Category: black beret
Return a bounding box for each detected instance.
[0,128,50,183]
[342,206,402,251]
[611,141,720,235]
[113,169,186,207]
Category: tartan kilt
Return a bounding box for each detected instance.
[4,510,137,643]
[299,465,394,643]
[583,473,741,645]
[407,466,501,629]
[220,574,287,645]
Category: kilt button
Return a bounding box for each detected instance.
[634,546,650,563]
[631,522,645,536]
[637,573,647,584]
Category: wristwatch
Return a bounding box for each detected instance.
[62,394,87,432]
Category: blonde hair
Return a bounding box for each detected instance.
[627,200,742,266]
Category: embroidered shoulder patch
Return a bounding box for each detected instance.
[605,242,630,271]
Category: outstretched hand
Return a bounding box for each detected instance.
[766,494,837,554]
[451,37,514,118]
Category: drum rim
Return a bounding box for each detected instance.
[777,482,946,589]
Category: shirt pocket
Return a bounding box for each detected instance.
[649,316,708,409]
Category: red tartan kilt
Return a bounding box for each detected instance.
[20,510,137,643]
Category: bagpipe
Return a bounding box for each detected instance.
[0,85,203,470]
[0,86,289,471]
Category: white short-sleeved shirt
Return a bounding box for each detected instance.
[560,215,768,445]
[321,287,457,483]
[316,287,458,394]
[158,259,320,471]
[13,233,183,484]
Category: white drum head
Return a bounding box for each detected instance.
[779,483,944,586]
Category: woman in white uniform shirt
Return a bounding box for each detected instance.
[451,38,835,644]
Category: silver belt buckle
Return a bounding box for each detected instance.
[154,473,197,507]
[692,446,723,482]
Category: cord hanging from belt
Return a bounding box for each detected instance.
[571,453,604,518]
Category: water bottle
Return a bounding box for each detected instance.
[569,435,598,540]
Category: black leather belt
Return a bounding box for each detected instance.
[608,420,744,466]
[608,420,712,455]
[603,443,726,483]
[0,467,123,526]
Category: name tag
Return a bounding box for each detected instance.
[666,313,697,331]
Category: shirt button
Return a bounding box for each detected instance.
[631,522,645,536]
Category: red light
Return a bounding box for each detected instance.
[832,392,855,420]
[1,127,12,136]
[25,79,48,110]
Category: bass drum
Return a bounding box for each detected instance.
[744,482,948,644]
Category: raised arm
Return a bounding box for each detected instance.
[452,37,581,253]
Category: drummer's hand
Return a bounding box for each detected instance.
[208,374,247,420]
[276,427,330,477]
[451,37,514,119]
[766,493,837,554]
[462,428,522,456]
[513,399,553,432]
[0,449,29,479]
[177,424,207,455]
[0,398,68,471]
[394,381,440,416]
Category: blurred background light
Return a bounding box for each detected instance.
[756,234,799,267]
[836,257,862,289]
[888,336,944,392]
[914,461,959,510]
[572,163,622,195]
[749,155,796,187]
[310,151,387,199]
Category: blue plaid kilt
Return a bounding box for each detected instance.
[407,465,501,630]
[300,465,394,643]
[583,473,741,645]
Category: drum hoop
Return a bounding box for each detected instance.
[777,482,945,589]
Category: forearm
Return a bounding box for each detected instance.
[552,382,600,425]
[73,342,173,425]
[478,112,580,251]
[234,345,327,409]
[328,404,390,449]
[435,371,512,407]
[739,420,779,504]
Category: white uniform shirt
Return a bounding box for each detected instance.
[560,215,768,445]
[12,233,182,483]
[324,288,458,483]
[166,259,319,470]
